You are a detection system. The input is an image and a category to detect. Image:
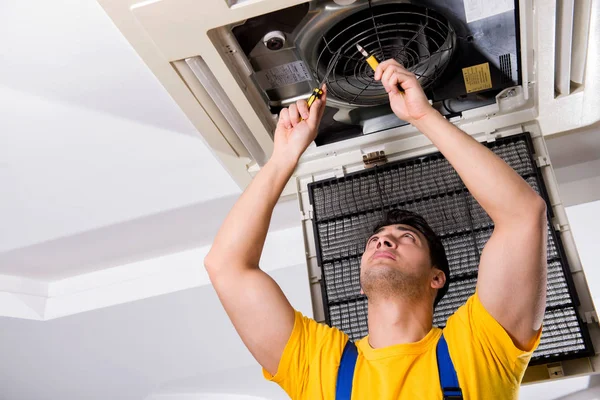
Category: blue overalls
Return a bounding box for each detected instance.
[336,334,463,399]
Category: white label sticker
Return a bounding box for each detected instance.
[256,61,312,90]
[464,0,514,23]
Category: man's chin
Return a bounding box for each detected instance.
[367,258,399,268]
[361,264,397,283]
[361,269,424,301]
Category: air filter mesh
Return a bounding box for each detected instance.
[307,133,593,364]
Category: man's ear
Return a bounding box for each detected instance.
[360,287,364,295]
[431,269,446,290]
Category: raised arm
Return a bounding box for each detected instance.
[204,87,327,375]
[375,60,547,350]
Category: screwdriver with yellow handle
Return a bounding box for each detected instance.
[356,44,405,93]
[306,86,324,109]
[305,50,341,113]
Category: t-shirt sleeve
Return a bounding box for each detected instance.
[445,291,542,381]
[262,310,348,399]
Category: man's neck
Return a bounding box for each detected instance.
[366,297,434,349]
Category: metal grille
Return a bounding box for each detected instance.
[499,53,513,84]
[315,2,455,106]
[308,133,593,364]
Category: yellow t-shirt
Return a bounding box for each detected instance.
[263,292,541,399]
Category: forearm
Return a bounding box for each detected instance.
[376,60,547,344]
[205,155,296,272]
[413,111,546,223]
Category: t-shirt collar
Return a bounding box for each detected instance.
[355,327,443,360]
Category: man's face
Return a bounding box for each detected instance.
[360,224,434,301]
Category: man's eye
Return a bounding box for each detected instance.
[404,233,415,240]
[369,236,378,243]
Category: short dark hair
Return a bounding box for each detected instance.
[369,209,449,308]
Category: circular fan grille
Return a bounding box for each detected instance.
[316,3,456,106]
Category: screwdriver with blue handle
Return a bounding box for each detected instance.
[356,44,405,94]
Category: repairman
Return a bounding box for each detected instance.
[205,57,547,399]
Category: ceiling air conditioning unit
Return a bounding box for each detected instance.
[98,0,600,384]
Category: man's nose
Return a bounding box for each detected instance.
[376,237,395,248]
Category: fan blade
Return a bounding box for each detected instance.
[416,22,429,60]
[393,36,405,62]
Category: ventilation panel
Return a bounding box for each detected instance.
[307,133,594,364]
[555,0,592,95]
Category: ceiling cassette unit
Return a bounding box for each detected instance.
[230,0,520,146]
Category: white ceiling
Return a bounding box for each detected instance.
[1,1,600,399]
[0,0,241,255]
[0,195,300,281]
[0,263,312,400]
[0,0,196,135]
[545,123,600,169]
[2,0,600,281]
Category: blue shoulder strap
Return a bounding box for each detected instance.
[336,334,462,400]
[436,334,463,399]
[336,340,358,400]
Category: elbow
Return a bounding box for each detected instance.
[521,194,546,225]
[204,251,218,275]
[520,190,547,220]
[531,195,547,221]
[502,194,547,226]
[521,195,547,229]
[204,251,253,278]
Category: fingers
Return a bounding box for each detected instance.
[278,108,291,130]
[288,103,301,127]
[377,61,418,94]
[296,99,310,120]
[307,84,328,129]
[278,85,327,132]
[374,59,405,80]
[381,66,397,93]
[381,68,402,94]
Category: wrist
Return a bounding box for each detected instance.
[411,109,444,130]
[268,152,299,174]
